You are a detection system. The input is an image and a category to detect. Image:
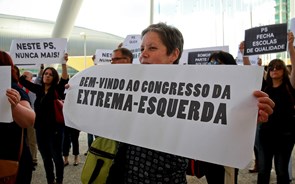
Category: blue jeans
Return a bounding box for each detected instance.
[258,129,294,184]
[36,126,64,183]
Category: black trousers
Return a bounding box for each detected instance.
[204,162,238,184]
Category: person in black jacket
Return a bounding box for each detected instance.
[257,32,295,184]
[19,53,69,184]
[241,31,295,184]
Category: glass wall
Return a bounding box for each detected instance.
[0,0,294,64]
[153,0,278,64]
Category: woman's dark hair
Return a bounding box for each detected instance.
[0,50,18,82]
[141,22,184,64]
[14,65,20,79]
[265,59,289,85]
[41,67,60,86]
[208,51,237,65]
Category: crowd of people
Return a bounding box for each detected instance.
[2,21,295,184]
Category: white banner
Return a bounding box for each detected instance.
[64,64,263,169]
[9,38,67,65]
[0,66,12,123]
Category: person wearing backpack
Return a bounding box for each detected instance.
[81,47,133,184]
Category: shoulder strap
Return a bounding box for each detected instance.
[54,90,60,100]
[88,159,104,184]
[18,84,29,94]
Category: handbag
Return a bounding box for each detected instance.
[54,91,65,124]
[0,129,23,184]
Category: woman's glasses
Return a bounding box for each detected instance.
[207,59,222,65]
[268,64,284,71]
[111,57,127,62]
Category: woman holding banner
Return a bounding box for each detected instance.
[19,53,69,184]
[106,22,275,184]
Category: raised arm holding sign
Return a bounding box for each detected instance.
[18,52,69,184]
[243,32,295,184]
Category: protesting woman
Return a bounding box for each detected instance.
[19,53,69,184]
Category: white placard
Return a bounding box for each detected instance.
[63,64,263,169]
[122,34,141,64]
[94,49,112,65]
[10,38,67,65]
[0,66,12,123]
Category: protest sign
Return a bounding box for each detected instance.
[64,64,264,169]
[94,49,113,65]
[122,34,141,64]
[180,46,229,65]
[10,38,67,65]
[188,51,213,65]
[244,23,287,56]
[0,66,12,123]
